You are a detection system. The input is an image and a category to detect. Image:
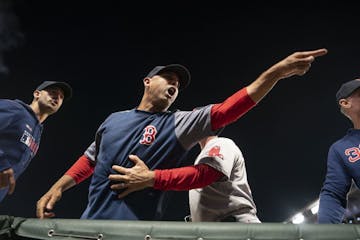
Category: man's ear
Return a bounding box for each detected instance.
[143,77,151,87]
[33,90,41,99]
[339,98,350,109]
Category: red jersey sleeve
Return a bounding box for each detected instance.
[153,163,224,191]
[65,155,95,184]
[211,87,256,130]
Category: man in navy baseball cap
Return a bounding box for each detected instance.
[146,64,191,91]
[319,77,360,223]
[36,81,73,101]
[0,80,73,203]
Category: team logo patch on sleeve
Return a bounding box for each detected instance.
[207,145,224,159]
[20,130,39,155]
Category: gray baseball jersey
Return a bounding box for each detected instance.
[189,137,260,223]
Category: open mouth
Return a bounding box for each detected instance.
[168,87,176,97]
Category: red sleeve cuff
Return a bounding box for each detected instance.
[65,154,95,184]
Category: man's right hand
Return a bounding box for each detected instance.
[36,175,76,219]
[109,155,155,198]
[0,168,16,195]
[36,188,63,219]
[269,48,328,80]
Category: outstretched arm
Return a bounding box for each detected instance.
[109,155,223,198]
[210,48,328,130]
[247,49,328,102]
[36,154,94,219]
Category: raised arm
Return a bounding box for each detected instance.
[247,49,328,102]
[210,48,328,130]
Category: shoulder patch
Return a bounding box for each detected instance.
[207,145,223,160]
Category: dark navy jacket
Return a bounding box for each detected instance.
[0,99,43,202]
[319,129,360,223]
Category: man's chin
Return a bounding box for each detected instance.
[155,100,172,111]
[46,106,59,115]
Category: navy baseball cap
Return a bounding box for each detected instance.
[146,64,191,90]
[336,79,360,103]
[36,81,73,101]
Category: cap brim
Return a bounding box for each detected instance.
[50,82,72,101]
[158,64,191,90]
[336,80,360,102]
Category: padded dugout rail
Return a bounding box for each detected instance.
[0,215,359,240]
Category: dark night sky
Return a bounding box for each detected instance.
[0,1,359,222]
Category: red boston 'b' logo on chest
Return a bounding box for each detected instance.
[140,125,157,145]
[345,145,360,163]
[208,146,223,159]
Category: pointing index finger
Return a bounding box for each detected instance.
[299,48,328,58]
